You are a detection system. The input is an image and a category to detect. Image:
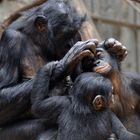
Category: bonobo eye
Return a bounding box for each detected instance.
[34,15,48,32]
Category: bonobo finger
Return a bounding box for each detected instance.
[114,43,122,49]
[105,38,116,48]
[86,39,99,46]
[119,51,128,61]
[72,40,97,56]
[67,50,93,68]
[65,50,94,66]
[72,39,98,53]
[75,50,94,62]
[114,40,122,47]
[114,45,127,55]
[122,46,126,50]
[108,43,122,53]
[109,46,121,53]
[120,46,127,54]
[65,50,94,72]
[113,45,128,61]
[84,42,96,54]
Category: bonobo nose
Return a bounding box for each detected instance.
[94,60,101,66]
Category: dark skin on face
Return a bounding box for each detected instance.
[83,39,140,135]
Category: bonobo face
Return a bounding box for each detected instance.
[93,47,112,74]
[42,0,84,59]
[27,0,84,60]
[93,45,120,75]
[82,44,120,75]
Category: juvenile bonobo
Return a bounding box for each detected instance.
[32,72,140,140]
[82,39,140,135]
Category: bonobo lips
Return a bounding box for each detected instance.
[93,64,111,74]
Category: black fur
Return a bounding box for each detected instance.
[0,0,88,139]
[32,72,140,140]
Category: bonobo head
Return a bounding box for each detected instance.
[71,72,113,111]
[82,43,121,76]
[20,0,85,60]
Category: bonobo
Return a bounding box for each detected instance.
[32,72,140,140]
[0,0,98,139]
[82,39,140,135]
[0,38,97,140]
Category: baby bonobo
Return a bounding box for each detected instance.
[32,72,140,140]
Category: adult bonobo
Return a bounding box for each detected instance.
[82,38,140,135]
[0,0,98,138]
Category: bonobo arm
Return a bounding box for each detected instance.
[31,39,97,103]
[111,112,140,140]
[32,96,70,123]
[0,29,34,126]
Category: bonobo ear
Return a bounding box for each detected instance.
[92,95,106,110]
[34,15,48,32]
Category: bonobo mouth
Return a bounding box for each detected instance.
[93,64,111,74]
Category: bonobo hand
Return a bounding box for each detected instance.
[59,39,98,75]
[104,38,128,61]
